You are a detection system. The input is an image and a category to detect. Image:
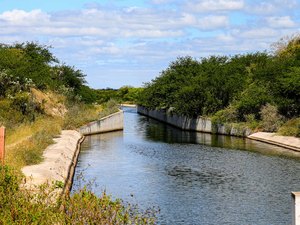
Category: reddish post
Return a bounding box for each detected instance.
[0,127,5,165]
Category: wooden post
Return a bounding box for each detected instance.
[0,127,5,165]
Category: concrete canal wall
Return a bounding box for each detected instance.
[249,132,300,152]
[137,106,252,137]
[22,130,83,195]
[79,110,124,135]
[22,110,124,195]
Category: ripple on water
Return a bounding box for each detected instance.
[73,109,300,225]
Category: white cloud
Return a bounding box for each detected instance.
[266,16,296,28]
[0,9,49,25]
[239,28,279,39]
[186,0,244,12]
[0,8,186,38]
[150,0,172,4]
[197,15,229,29]
[0,1,299,88]
[245,0,299,15]
[216,34,235,42]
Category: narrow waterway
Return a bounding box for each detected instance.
[73,107,300,225]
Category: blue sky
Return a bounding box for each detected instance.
[0,0,299,88]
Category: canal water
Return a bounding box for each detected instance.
[72,107,300,225]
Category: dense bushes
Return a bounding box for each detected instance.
[138,35,300,135]
[138,53,270,118]
[0,42,96,104]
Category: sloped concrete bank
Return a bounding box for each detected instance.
[22,130,83,195]
[137,106,252,137]
[138,106,300,152]
[79,110,124,135]
[22,110,124,195]
[248,132,300,152]
[120,103,137,108]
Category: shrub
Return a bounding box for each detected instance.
[211,105,238,124]
[98,99,119,118]
[63,189,157,224]
[259,103,284,132]
[278,118,300,137]
[0,166,20,194]
[244,114,259,130]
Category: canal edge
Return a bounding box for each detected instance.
[65,109,125,194]
[137,105,300,152]
[63,134,85,195]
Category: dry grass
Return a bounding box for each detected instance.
[5,116,63,170]
[63,104,102,130]
[31,88,67,117]
[5,101,104,169]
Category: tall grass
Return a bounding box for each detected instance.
[63,99,119,129]
[0,166,156,224]
[62,103,101,130]
[5,101,105,169]
[278,118,300,137]
[6,117,62,170]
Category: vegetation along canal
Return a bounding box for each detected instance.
[72,107,300,225]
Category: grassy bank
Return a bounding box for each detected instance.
[5,99,119,170]
[0,166,156,224]
[1,100,156,224]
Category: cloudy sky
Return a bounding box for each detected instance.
[0,0,299,88]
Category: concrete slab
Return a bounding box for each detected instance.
[21,130,83,192]
[248,132,300,152]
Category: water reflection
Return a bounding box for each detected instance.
[73,107,300,225]
[140,116,300,159]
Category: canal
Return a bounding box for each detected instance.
[72,107,300,225]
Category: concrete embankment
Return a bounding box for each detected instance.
[79,110,124,135]
[138,106,300,152]
[22,130,83,194]
[22,110,124,194]
[120,103,136,108]
[137,106,252,137]
[248,132,300,152]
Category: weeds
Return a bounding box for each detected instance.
[5,101,101,169]
[259,103,284,132]
[98,99,120,119]
[0,166,157,224]
[63,103,101,130]
[278,117,300,137]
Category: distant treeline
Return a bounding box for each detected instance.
[94,86,143,104]
[0,42,142,104]
[137,35,300,135]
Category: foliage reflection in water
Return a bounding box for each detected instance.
[73,107,300,225]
